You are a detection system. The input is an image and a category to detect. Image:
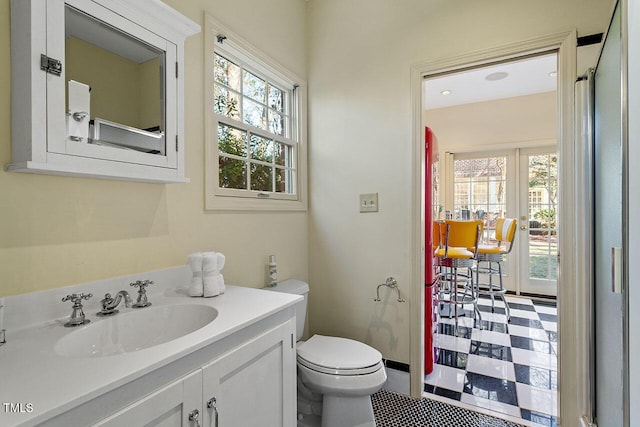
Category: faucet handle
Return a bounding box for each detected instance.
[130,280,153,290]
[61,293,93,304]
[130,280,152,308]
[61,293,92,327]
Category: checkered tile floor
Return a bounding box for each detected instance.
[424,294,558,427]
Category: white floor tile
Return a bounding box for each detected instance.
[510,308,540,320]
[477,298,507,309]
[534,305,557,315]
[478,311,508,324]
[470,328,511,347]
[516,383,558,417]
[511,347,557,371]
[460,392,522,419]
[508,324,550,341]
[434,333,471,353]
[466,354,516,382]
[424,364,466,393]
[541,320,557,331]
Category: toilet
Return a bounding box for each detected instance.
[265,279,387,427]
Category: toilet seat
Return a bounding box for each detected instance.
[297,335,383,376]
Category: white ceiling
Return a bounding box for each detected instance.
[423,53,558,110]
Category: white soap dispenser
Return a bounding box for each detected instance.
[268,255,277,287]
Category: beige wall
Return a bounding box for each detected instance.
[425,91,557,152]
[306,0,613,364]
[0,0,308,297]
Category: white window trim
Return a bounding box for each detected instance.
[204,14,307,211]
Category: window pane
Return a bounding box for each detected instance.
[243,70,266,103]
[250,163,273,191]
[250,134,273,162]
[243,98,267,130]
[214,86,240,120]
[275,168,293,193]
[274,142,291,167]
[268,110,284,136]
[218,123,247,157]
[214,54,241,92]
[268,85,284,112]
[219,156,247,189]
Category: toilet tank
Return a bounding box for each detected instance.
[264,279,309,341]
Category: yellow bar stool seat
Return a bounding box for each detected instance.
[475,217,517,321]
[433,220,483,335]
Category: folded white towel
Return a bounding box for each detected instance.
[204,274,225,297]
[188,253,204,297]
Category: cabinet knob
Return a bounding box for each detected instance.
[188,409,200,426]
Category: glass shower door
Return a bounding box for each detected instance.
[593,2,626,425]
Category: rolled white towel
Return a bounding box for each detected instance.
[216,252,226,270]
[188,253,204,297]
[204,274,225,297]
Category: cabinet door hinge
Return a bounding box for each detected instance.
[40,54,62,76]
[175,61,178,78]
[175,135,179,152]
[291,333,294,349]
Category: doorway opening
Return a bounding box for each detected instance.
[422,52,559,426]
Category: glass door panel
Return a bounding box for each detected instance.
[519,150,558,295]
[593,2,625,424]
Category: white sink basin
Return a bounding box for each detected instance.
[55,304,218,358]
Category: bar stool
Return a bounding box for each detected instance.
[474,217,517,321]
[434,220,483,335]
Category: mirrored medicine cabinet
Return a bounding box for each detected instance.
[8,0,200,183]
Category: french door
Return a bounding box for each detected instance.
[451,148,558,296]
[518,148,558,296]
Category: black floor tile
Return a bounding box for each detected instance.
[423,383,463,401]
[479,320,509,333]
[510,336,553,353]
[509,316,544,329]
[463,372,519,406]
[508,302,536,311]
[479,305,507,315]
[437,322,472,339]
[538,313,557,322]
[514,364,558,390]
[532,299,557,308]
[469,341,513,361]
[520,409,558,426]
[435,348,468,369]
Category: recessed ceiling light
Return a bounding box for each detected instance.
[441,89,452,96]
[549,71,557,77]
[485,71,509,81]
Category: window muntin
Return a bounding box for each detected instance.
[453,156,508,240]
[213,51,297,199]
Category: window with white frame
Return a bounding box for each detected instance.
[205,15,307,210]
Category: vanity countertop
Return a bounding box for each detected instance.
[0,284,301,426]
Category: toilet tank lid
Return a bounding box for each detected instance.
[267,279,309,295]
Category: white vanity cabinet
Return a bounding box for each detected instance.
[8,0,199,183]
[201,318,297,427]
[94,370,203,427]
[46,314,297,427]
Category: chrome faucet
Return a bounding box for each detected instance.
[97,290,133,316]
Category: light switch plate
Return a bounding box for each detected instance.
[359,193,378,212]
